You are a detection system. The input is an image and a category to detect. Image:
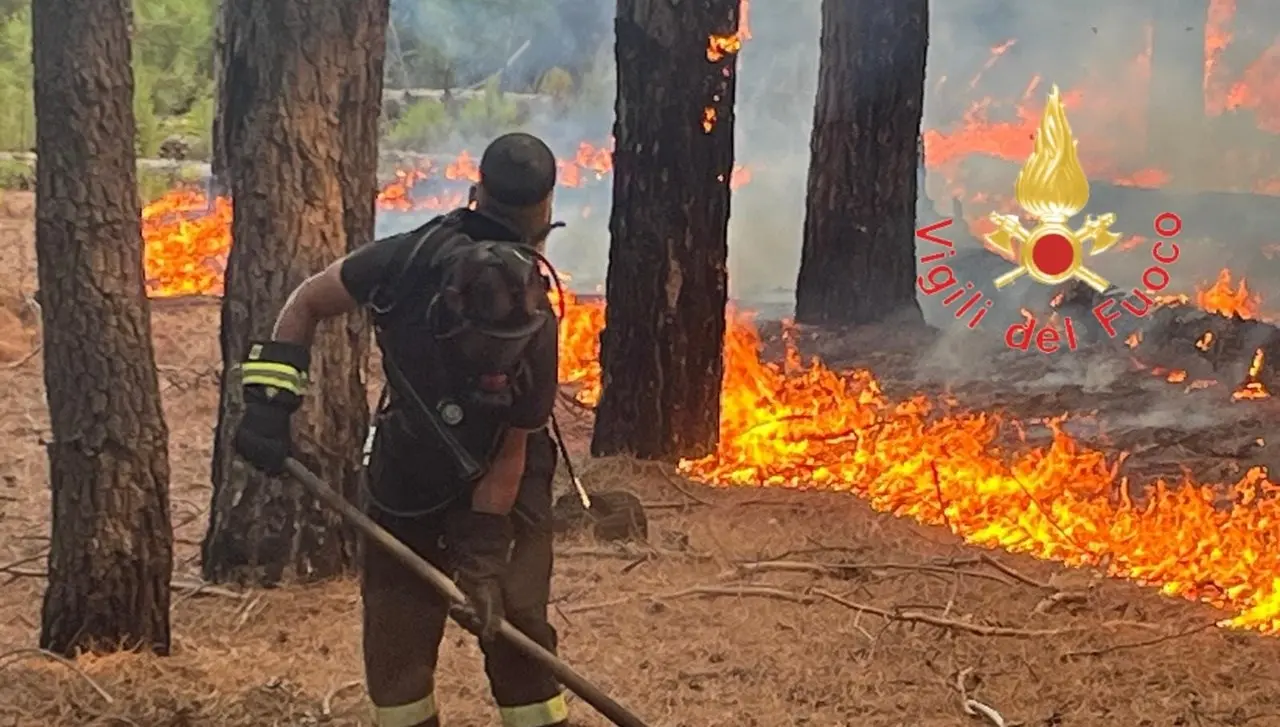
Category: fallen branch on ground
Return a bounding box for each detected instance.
[956,667,1007,726]
[322,680,365,716]
[557,544,712,562]
[170,577,251,603]
[0,648,115,704]
[724,559,1016,587]
[808,587,1087,637]
[2,343,41,369]
[0,551,47,575]
[655,584,816,605]
[657,468,717,506]
[974,554,1052,590]
[1062,620,1218,658]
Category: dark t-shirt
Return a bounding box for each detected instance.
[339,208,560,432]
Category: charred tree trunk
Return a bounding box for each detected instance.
[794,0,928,327]
[32,0,173,656]
[1148,0,1207,181]
[590,0,739,461]
[204,0,385,585]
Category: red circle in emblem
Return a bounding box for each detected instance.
[1030,233,1075,276]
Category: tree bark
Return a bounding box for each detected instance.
[589,0,739,461]
[203,0,385,585]
[32,0,173,656]
[794,0,928,327]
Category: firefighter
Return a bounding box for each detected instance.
[233,132,569,727]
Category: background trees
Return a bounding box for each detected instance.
[32,0,173,655]
[589,0,740,461]
[202,0,386,585]
[793,0,928,327]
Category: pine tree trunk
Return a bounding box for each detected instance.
[589,0,740,461]
[794,0,928,327]
[32,0,173,656]
[203,0,385,585]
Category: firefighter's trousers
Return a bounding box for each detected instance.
[361,432,566,727]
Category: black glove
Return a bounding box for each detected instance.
[445,510,514,643]
[234,340,310,475]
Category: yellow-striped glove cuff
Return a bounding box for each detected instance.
[242,340,310,398]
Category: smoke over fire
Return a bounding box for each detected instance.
[137,2,1280,632]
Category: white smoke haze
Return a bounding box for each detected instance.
[379,0,1277,333]
[378,0,821,312]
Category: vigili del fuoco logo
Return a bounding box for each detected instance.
[915,85,1185,354]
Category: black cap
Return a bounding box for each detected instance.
[478,132,557,206]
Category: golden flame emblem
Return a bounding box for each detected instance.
[985,86,1121,292]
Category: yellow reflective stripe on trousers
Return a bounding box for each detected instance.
[375,693,436,727]
[499,693,568,727]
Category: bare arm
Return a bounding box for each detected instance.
[271,259,361,346]
[470,428,531,514]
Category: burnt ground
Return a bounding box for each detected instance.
[3,191,1280,726]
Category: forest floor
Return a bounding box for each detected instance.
[3,190,1280,726]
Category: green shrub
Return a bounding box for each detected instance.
[535,67,574,99]
[134,0,216,117]
[0,158,32,189]
[157,90,214,160]
[456,78,524,138]
[0,0,214,154]
[0,5,32,152]
[384,97,453,151]
[134,63,163,158]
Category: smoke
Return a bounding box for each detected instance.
[382,0,1277,327]
[379,0,823,299]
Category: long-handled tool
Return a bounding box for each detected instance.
[282,457,650,727]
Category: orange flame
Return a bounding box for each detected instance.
[1197,269,1262,319]
[142,189,231,297]
[1233,348,1270,400]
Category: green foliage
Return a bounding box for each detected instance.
[134,63,162,158]
[156,82,214,158]
[384,97,452,151]
[0,158,32,189]
[0,5,33,153]
[457,78,524,137]
[385,80,527,152]
[0,0,214,154]
[133,0,216,116]
[0,0,609,156]
[535,67,574,99]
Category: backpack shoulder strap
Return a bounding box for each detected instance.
[367,210,467,322]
